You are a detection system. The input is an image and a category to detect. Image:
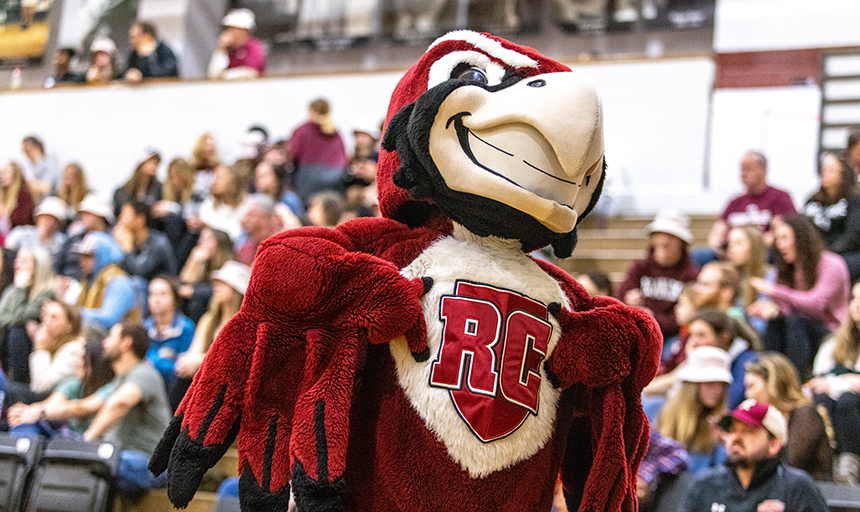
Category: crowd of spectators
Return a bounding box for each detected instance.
[571,129,860,511]
[0,87,380,499]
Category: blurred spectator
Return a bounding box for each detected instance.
[124,21,179,84]
[678,399,827,512]
[0,247,56,385]
[113,147,163,218]
[153,157,201,264]
[114,201,177,281]
[7,337,115,438]
[307,190,346,228]
[661,285,697,368]
[655,346,732,473]
[254,160,305,218]
[692,262,740,313]
[745,352,833,481]
[192,133,221,174]
[748,216,850,378]
[574,271,613,297]
[21,135,59,197]
[802,152,860,282]
[808,280,860,484]
[173,261,248,404]
[45,48,86,87]
[54,194,113,280]
[239,125,269,162]
[637,431,689,512]
[848,129,860,179]
[236,195,282,266]
[0,161,36,231]
[198,163,247,240]
[144,277,194,410]
[291,98,348,202]
[86,36,120,85]
[208,8,266,80]
[342,127,379,193]
[617,208,699,340]
[178,227,235,322]
[725,226,772,333]
[56,163,90,212]
[76,232,140,337]
[83,323,171,497]
[5,197,69,260]
[697,151,796,266]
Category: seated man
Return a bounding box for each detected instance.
[114,200,177,281]
[83,323,171,497]
[124,21,179,84]
[679,399,828,512]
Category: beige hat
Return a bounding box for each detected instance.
[77,194,115,224]
[222,8,255,30]
[35,196,69,222]
[211,261,251,296]
[90,36,116,55]
[676,346,732,384]
[646,207,693,244]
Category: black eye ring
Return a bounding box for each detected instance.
[527,79,546,88]
[456,67,488,85]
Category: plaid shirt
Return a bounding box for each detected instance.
[639,431,690,490]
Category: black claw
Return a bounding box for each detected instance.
[292,459,345,512]
[238,462,291,512]
[421,276,434,294]
[149,413,183,476]
[411,346,431,363]
[548,302,562,316]
[543,360,561,389]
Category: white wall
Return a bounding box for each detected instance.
[715,0,860,53]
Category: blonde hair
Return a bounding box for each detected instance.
[310,98,337,135]
[831,287,860,368]
[21,247,56,301]
[2,162,24,216]
[744,352,810,414]
[57,163,89,211]
[163,157,195,205]
[732,226,769,307]
[192,133,220,171]
[200,282,243,351]
[211,164,246,208]
[657,381,727,454]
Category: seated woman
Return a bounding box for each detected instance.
[725,226,773,334]
[0,161,36,233]
[7,337,115,438]
[173,261,249,408]
[745,352,833,481]
[749,215,850,379]
[197,163,247,241]
[802,152,860,282]
[177,227,235,322]
[0,247,56,384]
[144,276,194,408]
[152,157,202,265]
[655,345,733,474]
[808,280,860,484]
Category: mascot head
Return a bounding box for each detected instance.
[379,30,605,257]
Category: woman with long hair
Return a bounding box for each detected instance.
[745,352,833,481]
[0,161,35,232]
[144,276,195,403]
[198,163,247,240]
[749,215,850,378]
[191,133,221,173]
[656,346,732,473]
[56,163,89,212]
[154,157,204,264]
[290,98,348,202]
[803,152,860,282]
[726,226,772,334]
[112,148,163,218]
[808,280,860,483]
[178,227,235,322]
[27,301,86,396]
[0,247,56,384]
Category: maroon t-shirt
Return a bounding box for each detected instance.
[720,186,796,232]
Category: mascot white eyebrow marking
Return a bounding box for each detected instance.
[429,30,538,69]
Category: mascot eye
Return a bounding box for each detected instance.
[456,67,489,84]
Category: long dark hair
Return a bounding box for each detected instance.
[809,152,857,204]
[81,335,115,397]
[775,215,825,291]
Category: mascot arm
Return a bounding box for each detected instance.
[150,226,432,509]
[535,260,661,512]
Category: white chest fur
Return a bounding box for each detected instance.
[392,225,570,478]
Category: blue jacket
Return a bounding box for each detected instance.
[79,232,137,330]
[144,312,195,384]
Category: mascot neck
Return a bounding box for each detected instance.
[451,223,526,256]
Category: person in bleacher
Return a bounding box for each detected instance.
[54,194,113,281]
[56,163,90,213]
[725,226,772,334]
[85,36,120,86]
[21,135,59,198]
[616,207,699,340]
[198,163,248,241]
[0,161,36,233]
[207,8,267,80]
[747,215,850,379]
[83,323,170,497]
[177,227,235,323]
[802,152,860,282]
[5,196,69,261]
[113,200,177,282]
[235,194,284,266]
[124,20,179,84]
[696,151,796,267]
[112,147,163,219]
[848,129,860,179]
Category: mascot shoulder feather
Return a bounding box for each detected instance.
[150,30,661,512]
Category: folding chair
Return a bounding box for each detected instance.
[0,433,42,512]
[817,481,860,512]
[25,439,121,512]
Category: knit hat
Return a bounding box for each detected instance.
[719,399,788,445]
[676,346,732,384]
[222,8,255,30]
[211,261,251,296]
[646,207,693,244]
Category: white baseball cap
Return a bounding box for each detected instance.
[77,194,115,224]
[90,36,116,55]
[222,8,255,30]
[211,261,251,296]
[646,207,693,244]
[35,196,69,222]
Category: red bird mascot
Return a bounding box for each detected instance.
[150,30,661,512]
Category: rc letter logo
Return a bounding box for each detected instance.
[429,281,552,442]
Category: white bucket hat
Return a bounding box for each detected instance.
[676,346,732,384]
[646,207,693,244]
[211,261,251,296]
[35,196,69,222]
[222,8,256,30]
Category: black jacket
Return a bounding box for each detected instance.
[678,458,828,512]
[126,41,179,79]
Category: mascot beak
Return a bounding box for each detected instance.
[428,72,604,233]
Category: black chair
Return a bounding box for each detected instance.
[0,433,42,512]
[817,481,860,512]
[25,439,121,512]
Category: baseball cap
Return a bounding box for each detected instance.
[211,261,251,296]
[90,36,116,55]
[35,196,69,222]
[676,346,732,384]
[77,194,115,224]
[222,8,255,30]
[719,399,788,444]
[646,207,693,244]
